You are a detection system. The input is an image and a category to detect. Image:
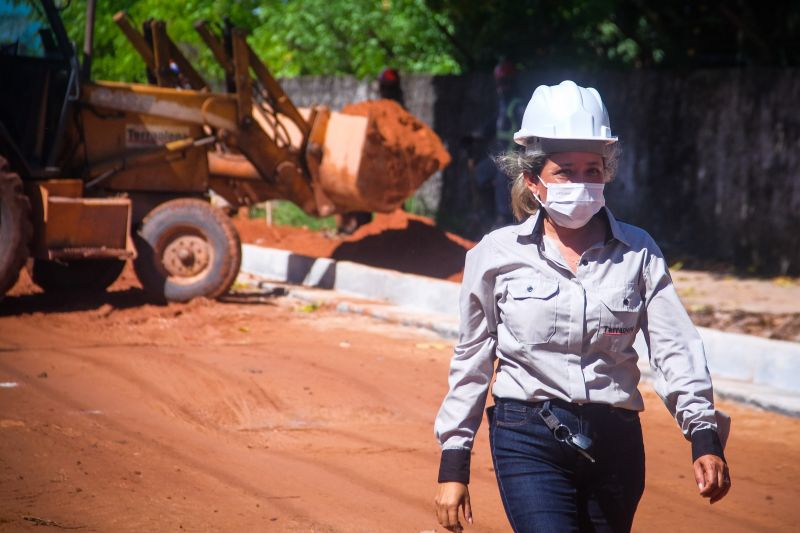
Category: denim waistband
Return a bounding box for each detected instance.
[493,396,635,415]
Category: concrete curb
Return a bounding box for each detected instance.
[698,328,800,393]
[241,244,800,416]
[241,244,460,315]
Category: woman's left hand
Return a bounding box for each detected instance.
[693,454,731,504]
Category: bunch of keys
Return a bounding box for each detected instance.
[539,407,597,463]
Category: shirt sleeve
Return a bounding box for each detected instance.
[434,236,499,483]
[640,238,727,461]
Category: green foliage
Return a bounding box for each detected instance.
[250,0,459,77]
[58,0,460,83]
[55,0,800,83]
[249,201,336,231]
[60,0,261,83]
[404,195,436,218]
[425,0,800,70]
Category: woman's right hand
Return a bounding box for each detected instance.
[435,482,472,531]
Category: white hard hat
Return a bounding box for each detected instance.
[514,80,617,153]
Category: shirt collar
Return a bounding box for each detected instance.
[603,208,630,246]
[513,209,543,237]
[514,207,631,247]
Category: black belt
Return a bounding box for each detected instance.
[494,396,621,414]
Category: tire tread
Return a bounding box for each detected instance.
[0,156,32,298]
[134,198,241,302]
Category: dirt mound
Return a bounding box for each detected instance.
[235,209,474,281]
[337,99,451,212]
[688,307,800,342]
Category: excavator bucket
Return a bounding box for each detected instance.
[209,101,450,216]
[315,100,450,214]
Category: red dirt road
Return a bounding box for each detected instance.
[1,273,799,532]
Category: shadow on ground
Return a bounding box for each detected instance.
[0,288,161,316]
[331,220,468,279]
[0,286,289,316]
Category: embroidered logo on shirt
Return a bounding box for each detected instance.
[602,326,634,336]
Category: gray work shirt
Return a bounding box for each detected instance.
[434,207,722,453]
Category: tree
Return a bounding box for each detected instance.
[424,0,800,70]
[57,0,800,84]
[60,0,262,83]
[59,0,461,83]
[249,0,459,77]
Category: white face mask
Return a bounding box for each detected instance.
[534,176,605,229]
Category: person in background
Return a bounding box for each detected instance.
[434,80,731,532]
[492,59,525,153]
[378,66,405,108]
[474,59,525,228]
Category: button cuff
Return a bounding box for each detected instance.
[438,448,471,484]
[691,428,725,463]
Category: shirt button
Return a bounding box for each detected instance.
[580,259,588,266]
[527,286,533,292]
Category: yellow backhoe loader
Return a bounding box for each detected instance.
[0,0,449,302]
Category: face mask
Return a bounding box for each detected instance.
[533,177,605,229]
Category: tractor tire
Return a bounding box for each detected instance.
[133,198,241,302]
[29,259,126,292]
[0,156,32,299]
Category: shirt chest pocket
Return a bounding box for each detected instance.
[595,287,643,351]
[502,278,559,345]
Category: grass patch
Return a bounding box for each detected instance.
[249,201,336,231]
[404,195,437,218]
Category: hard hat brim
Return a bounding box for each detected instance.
[513,132,618,145]
[515,136,618,156]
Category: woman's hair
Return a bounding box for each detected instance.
[493,139,620,222]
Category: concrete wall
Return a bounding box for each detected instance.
[281,69,800,275]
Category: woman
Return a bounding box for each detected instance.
[434,80,730,532]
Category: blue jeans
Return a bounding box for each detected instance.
[488,398,645,533]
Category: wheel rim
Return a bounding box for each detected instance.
[134,199,241,302]
[161,234,213,284]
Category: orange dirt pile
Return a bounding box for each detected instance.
[340,99,451,211]
[234,209,474,282]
